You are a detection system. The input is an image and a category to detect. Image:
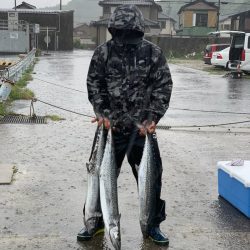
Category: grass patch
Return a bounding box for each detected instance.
[8,65,35,101]
[9,86,34,100]
[45,115,65,121]
[0,64,35,115]
[0,102,6,116]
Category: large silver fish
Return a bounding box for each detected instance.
[84,125,106,234]
[138,133,157,237]
[99,129,121,250]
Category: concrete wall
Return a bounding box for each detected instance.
[0,30,29,53]
[146,36,230,56]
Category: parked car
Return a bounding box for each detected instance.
[211,47,230,68]
[203,43,230,64]
[209,31,250,74]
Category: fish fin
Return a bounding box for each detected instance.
[86,162,95,173]
[86,162,91,173]
[135,164,140,173]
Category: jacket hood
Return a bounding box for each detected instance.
[108,4,145,37]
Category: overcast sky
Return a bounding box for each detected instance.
[0,0,72,9]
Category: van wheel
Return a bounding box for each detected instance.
[242,70,250,75]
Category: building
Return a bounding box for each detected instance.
[230,10,250,33]
[158,12,176,35]
[219,16,231,31]
[73,23,96,47]
[177,0,218,37]
[91,0,162,46]
[0,3,74,51]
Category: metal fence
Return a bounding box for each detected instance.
[0,48,36,101]
[6,48,36,82]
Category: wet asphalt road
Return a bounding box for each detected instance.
[0,50,250,250]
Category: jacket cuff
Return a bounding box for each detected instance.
[147,112,162,124]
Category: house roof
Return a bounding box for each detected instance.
[0,9,73,15]
[74,23,89,29]
[158,12,176,23]
[219,16,231,22]
[229,9,250,18]
[91,17,160,29]
[99,0,162,11]
[177,0,218,14]
[16,1,36,9]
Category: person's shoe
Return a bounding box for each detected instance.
[148,227,169,246]
[77,225,105,241]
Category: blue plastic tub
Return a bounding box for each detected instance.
[217,161,250,218]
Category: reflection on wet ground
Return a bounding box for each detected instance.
[0,51,250,250]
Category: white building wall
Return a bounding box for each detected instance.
[0,30,29,53]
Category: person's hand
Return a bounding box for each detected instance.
[91,117,111,129]
[139,120,156,136]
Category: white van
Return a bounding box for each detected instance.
[209,31,250,74]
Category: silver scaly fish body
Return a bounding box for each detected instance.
[138,133,156,237]
[85,126,106,233]
[99,129,121,250]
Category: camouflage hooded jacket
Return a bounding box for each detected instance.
[87,4,173,128]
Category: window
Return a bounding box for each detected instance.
[232,35,244,48]
[103,6,110,14]
[196,13,208,27]
[248,36,250,49]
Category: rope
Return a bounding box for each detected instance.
[34,77,87,94]
[31,98,250,129]
[157,120,250,130]
[170,107,250,115]
[29,99,37,118]
[33,77,250,116]
[33,98,94,118]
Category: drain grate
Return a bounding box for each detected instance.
[0,115,47,124]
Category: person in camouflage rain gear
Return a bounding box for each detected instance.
[77,4,173,246]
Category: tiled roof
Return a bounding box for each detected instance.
[158,12,176,23]
[0,9,73,14]
[177,0,217,14]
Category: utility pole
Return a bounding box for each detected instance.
[60,0,62,10]
[216,0,221,31]
[14,0,16,10]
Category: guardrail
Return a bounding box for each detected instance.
[7,48,36,81]
[0,48,36,101]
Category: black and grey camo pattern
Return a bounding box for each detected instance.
[87,5,173,128]
[108,4,145,35]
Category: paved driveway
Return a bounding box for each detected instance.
[0,50,250,250]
